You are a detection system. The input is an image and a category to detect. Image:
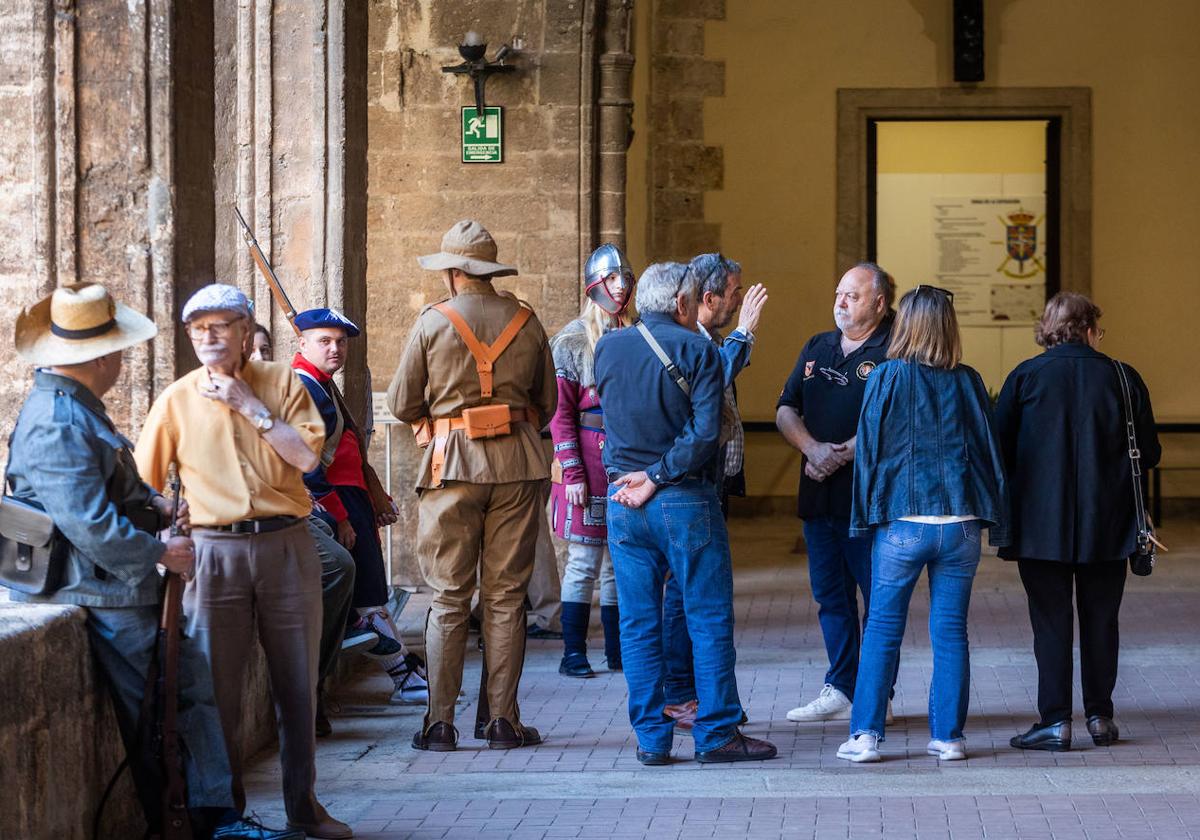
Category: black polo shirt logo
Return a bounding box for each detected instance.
[856,361,876,381]
[804,360,815,379]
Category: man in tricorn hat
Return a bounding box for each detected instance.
[388,220,557,751]
[6,283,300,838]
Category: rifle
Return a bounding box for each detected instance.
[156,463,193,839]
[234,206,300,336]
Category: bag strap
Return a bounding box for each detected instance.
[1112,359,1149,536]
[636,320,690,396]
[434,302,532,399]
[295,368,345,468]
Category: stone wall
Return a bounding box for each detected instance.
[364,0,632,585]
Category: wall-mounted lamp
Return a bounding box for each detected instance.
[441,31,517,116]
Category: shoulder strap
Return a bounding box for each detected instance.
[433,302,533,399]
[636,320,690,396]
[1112,359,1148,535]
[295,368,345,467]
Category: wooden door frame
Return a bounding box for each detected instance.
[836,87,1092,294]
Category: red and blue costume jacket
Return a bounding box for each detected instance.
[292,353,367,523]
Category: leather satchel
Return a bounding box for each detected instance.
[0,494,67,596]
[1113,359,1156,577]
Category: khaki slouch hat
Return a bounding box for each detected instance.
[417,220,517,278]
[15,283,157,366]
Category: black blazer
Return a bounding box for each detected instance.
[995,342,1160,564]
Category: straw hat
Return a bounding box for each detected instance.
[417,220,517,278]
[15,283,158,366]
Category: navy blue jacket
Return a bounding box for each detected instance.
[594,312,724,487]
[850,359,1010,545]
[995,343,1160,564]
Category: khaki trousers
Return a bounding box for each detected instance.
[186,522,324,825]
[418,479,543,728]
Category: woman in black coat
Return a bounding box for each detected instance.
[996,292,1160,752]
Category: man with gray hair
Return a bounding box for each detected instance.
[594,262,777,766]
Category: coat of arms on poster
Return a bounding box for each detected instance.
[931,196,1047,325]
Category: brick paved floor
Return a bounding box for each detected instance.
[244,517,1200,839]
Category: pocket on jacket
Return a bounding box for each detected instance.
[662,501,711,553]
[883,520,923,547]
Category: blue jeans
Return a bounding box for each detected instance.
[607,480,742,753]
[803,516,874,696]
[661,574,695,705]
[850,520,982,742]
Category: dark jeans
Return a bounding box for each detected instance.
[607,480,742,753]
[803,516,874,697]
[1017,557,1127,724]
[307,514,357,682]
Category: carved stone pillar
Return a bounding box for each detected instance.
[595,1,635,252]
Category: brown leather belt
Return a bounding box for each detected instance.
[431,406,540,486]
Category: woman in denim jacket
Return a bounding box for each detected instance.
[837,286,1009,764]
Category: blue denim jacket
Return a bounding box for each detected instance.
[850,359,1010,545]
[594,312,724,486]
[5,371,166,607]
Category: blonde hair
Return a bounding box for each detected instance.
[581,296,636,350]
[887,287,962,369]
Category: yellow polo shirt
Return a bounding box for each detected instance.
[135,361,324,526]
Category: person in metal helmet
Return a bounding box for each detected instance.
[548,243,638,678]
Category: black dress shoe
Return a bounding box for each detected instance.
[1087,715,1119,746]
[485,717,543,749]
[695,731,778,763]
[636,747,671,766]
[606,655,623,672]
[527,624,563,640]
[559,652,595,678]
[412,721,458,752]
[1010,721,1072,752]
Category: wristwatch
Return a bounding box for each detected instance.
[252,406,275,433]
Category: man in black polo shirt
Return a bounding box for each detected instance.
[776,262,895,723]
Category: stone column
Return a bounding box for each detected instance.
[596,1,635,252]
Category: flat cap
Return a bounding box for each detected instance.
[181,284,253,323]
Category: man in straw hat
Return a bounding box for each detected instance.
[388,219,556,751]
[7,283,301,838]
[135,284,351,839]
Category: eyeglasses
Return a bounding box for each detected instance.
[186,318,244,339]
[914,285,955,303]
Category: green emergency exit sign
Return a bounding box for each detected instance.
[461,106,503,163]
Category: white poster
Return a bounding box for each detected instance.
[931,196,1047,325]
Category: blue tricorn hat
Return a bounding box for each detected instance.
[294,308,360,337]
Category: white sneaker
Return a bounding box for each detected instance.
[837,733,881,763]
[926,739,966,760]
[388,653,430,706]
[786,684,852,722]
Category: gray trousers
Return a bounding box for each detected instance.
[308,514,356,683]
[86,605,233,824]
[186,522,323,825]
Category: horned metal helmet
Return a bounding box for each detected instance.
[584,243,635,316]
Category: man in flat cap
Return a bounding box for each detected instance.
[388,220,556,751]
[135,284,352,839]
[291,307,428,707]
[6,283,300,838]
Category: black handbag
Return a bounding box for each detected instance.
[1113,360,1155,577]
[0,434,69,595]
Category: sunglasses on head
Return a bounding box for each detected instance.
[914,284,955,304]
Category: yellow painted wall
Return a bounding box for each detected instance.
[630,0,1200,497]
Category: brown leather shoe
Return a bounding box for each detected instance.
[286,814,353,839]
[485,717,543,749]
[411,721,458,752]
[663,699,698,733]
[695,731,778,763]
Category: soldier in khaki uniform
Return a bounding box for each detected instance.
[388,220,557,751]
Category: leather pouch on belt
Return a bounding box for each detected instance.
[461,404,512,439]
[412,417,434,448]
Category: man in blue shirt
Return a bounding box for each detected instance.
[594,262,777,766]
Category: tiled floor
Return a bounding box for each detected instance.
[244,518,1200,839]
